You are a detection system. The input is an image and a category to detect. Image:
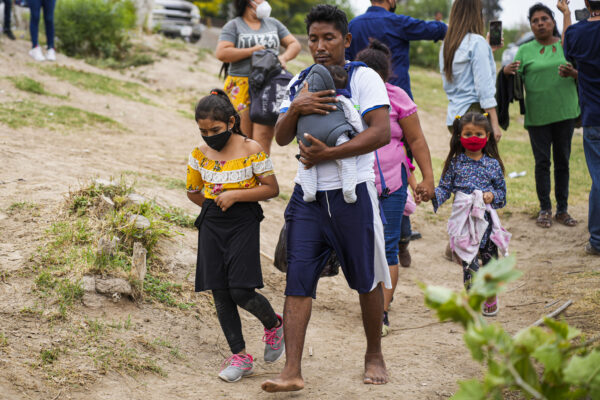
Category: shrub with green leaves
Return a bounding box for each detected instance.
[55,0,137,59]
[423,257,600,399]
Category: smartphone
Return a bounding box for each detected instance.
[575,8,590,21]
[489,20,502,47]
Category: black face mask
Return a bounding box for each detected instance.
[203,129,232,151]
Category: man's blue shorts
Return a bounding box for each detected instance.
[284,181,391,299]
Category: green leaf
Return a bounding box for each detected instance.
[464,325,486,361]
[564,350,600,389]
[513,356,541,392]
[469,256,522,298]
[423,286,472,326]
[451,379,487,400]
[532,343,562,374]
[514,326,552,352]
[544,318,581,341]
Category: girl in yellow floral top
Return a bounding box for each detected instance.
[187,89,283,382]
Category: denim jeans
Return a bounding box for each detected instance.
[381,167,408,266]
[29,0,55,49]
[527,119,575,213]
[583,126,600,251]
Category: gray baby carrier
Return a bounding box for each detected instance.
[291,63,366,147]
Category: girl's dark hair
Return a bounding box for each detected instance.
[194,89,245,136]
[441,112,505,177]
[355,38,392,82]
[305,4,348,36]
[528,3,560,38]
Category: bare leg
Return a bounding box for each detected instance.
[383,264,398,312]
[252,123,274,155]
[359,283,388,384]
[261,296,311,392]
[240,109,253,139]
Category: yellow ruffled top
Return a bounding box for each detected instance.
[186,148,274,199]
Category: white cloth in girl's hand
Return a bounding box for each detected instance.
[448,190,511,264]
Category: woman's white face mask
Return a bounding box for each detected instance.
[252,0,272,19]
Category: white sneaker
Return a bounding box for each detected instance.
[46,48,56,61]
[29,46,46,61]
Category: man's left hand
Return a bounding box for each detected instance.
[298,133,331,169]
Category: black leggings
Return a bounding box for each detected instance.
[462,237,498,291]
[212,288,279,354]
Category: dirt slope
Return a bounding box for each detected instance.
[0,35,598,400]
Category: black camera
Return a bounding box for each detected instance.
[575,8,590,21]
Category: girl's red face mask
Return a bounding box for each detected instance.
[460,136,487,152]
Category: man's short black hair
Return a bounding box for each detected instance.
[305,4,348,36]
[589,0,600,11]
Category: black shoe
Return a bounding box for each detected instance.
[409,230,422,241]
[3,30,16,40]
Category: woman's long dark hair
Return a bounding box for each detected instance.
[441,112,504,177]
[194,89,245,137]
[355,38,392,82]
[528,3,561,38]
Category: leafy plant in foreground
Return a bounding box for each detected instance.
[423,256,600,399]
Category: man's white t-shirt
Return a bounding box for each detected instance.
[279,65,390,191]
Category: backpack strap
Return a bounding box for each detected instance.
[288,64,316,101]
[336,61,368,98]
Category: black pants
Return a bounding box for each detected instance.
[527,119,575,214]
[2,0,11,32]
[212,288,278,354]
[462,235,498,291]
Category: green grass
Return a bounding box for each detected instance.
[0,100,122,131]
[37,64,154,104]
[7,201,39,213]
[0,332,7,349]
[7,76,68,99]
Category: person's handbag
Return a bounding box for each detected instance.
[273,224,340,277]
[249,69,292,126]
[248,49,291,126]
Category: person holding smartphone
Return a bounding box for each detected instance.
[503,3,580,230]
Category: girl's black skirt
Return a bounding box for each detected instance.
[194,199,264,292]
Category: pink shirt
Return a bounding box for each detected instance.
[374,83,417,195]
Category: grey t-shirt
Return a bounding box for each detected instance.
[219,17,291,77]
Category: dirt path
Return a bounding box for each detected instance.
[1,36,598,400]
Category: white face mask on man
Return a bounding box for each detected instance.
[252,0,272,19]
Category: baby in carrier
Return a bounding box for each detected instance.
[296,64,363,203]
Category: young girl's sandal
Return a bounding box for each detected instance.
[555,212,578,227]
[482,297,499,317]
[536,210,552,229]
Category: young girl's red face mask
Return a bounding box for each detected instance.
[460,136,487,152]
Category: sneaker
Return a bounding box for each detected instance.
[382,311,390,337]
[29,46,46,61]
[218,353,254,383]
[585,243,600,256]
[409,230,422,241]
[263,313,284,363]
[3,30,16,40]
[46,48,56,61]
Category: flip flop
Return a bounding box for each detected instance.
[536,210,552,229]
[482,297,499,317]
[555,212,578,227]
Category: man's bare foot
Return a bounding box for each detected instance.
[261,374,304,393]
[364,352,388,385]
